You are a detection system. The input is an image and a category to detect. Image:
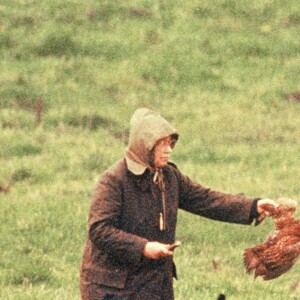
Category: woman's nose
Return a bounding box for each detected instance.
[165,145,173,154]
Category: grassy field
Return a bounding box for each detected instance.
[0,0,300,299]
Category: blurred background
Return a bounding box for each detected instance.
[0,1,299,299]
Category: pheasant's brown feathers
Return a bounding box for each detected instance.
[244,204,300,280]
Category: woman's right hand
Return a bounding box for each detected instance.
[143,242,174,259]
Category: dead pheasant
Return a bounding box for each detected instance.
[244,200,300,280]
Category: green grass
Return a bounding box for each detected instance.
[0,0,300,299]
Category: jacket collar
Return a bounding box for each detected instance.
[125,156,147,175]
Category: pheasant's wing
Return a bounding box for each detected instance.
[244,230,280,274]
[261,237,300,280]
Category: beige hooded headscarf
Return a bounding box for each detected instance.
[125,108,179,175]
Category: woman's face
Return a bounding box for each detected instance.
[153,136,175,168]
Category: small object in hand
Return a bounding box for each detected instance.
[169,241,182,251]
[244,199,300,280]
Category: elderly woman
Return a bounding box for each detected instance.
[80,108,276,300]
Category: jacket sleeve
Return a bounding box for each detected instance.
[176,169,258,225]
[88,173,148,266]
